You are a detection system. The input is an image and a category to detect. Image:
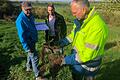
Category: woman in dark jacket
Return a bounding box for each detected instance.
[45,3,67,46]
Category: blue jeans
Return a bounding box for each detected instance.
[64,52,101,77]
[26,50,40,77]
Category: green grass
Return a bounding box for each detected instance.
[0,20,73,80]
[0,2,120,80]
[0,20,120,80]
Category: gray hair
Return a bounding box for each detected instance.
[72,0,90,8]
[21,1,32,9]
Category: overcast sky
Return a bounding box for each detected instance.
[10,0,100,2]
[9,0,102,2]
[9,0,71,2]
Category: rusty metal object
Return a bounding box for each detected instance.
[40,43,63,64]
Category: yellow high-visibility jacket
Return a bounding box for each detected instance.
[66,7,109,63]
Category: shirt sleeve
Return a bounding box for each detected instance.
[59,37,70,47]
[66,24,76,43]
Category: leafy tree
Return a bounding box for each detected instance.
[0,0,15,20]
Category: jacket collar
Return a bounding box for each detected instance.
[74,18,83,29]
[81,7,96,28]
[21,11,33,20]
[85,7,96,22]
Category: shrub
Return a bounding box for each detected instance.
[32,7,47,19]
[0,0,21,21]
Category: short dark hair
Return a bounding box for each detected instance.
[47,3,55,9]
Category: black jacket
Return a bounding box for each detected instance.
[45,12,67,45]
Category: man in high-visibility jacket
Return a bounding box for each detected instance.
[52,0,109,80]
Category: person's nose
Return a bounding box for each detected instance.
[72,12,76,16]
[27,10,31,14]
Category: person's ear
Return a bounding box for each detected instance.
[21,6,24,11]
[82,7,87,15]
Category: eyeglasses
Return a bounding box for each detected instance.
[24,8,32,11]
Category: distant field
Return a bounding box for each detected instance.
[0,2,120,80]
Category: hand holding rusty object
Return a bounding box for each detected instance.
[48,54,64,66]
[53,55,64,65]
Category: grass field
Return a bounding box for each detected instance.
[0,2,120,80]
